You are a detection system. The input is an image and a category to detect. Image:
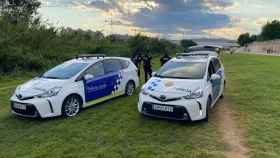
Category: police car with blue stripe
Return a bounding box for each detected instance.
[138,52,225,122]
[11,54,139,118]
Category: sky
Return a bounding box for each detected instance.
[38,0,280,40]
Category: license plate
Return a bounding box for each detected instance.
[13,102,26,110]
[152,104,173,112]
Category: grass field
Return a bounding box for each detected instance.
[0,58,225,158]
[0,53,280,158]
[222,53,280,158]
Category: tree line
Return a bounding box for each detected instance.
[238,20,280,46]
[0,0,187,75]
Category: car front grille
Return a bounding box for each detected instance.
[11,102,38,117]
[142,102,189,120]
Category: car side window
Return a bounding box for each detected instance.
[103,59,122,73]
[85,62,105,77]
[120,59,130,69]
[208,61,215,80]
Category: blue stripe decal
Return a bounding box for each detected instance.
[84,71,123,102]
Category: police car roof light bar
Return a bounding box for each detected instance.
[77,54,106,59]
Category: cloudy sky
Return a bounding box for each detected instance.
[38,0,280,40]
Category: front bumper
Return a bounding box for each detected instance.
[141,102,191,120]
[138,93,207,121]
[10,95,61,118]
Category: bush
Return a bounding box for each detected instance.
[0,19,182,75]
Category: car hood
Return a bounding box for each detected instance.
[16,77,66,98]
[143,77,203,95]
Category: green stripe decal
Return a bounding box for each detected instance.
[84,91,124,107]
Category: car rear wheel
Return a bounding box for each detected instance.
[125,81,135,96]
[62,95,81,117]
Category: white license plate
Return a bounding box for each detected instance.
[13,103,26,110]
[152,104,173,112]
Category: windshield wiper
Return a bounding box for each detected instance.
[156,76,198,79]
[154,74,163,78]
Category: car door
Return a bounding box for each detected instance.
[211,58,223,100]
[119,59,131,91]
[103,59,124,97]
[83,61,108,102]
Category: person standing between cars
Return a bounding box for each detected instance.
[131,54,142,77]
[143,54,152,82]
[160,53,171,66]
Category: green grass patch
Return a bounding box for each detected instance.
[223,53,280,158]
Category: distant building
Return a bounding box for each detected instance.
[172,38,239,49]
[247,40,280,55]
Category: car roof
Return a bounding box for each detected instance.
[174,51,220,62]
[172,56,209,63]
[188,51,219,57]
[187,45,222,53]
[69,56,130,64]
[189,45,223,49]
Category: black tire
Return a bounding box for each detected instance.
[125,81,135,96]
[62,95,81,117]
[204,97,212,122]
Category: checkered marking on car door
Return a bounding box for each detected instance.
[113,71,123,94]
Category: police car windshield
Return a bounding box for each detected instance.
[42,62,89,79]
[156,61,206,79]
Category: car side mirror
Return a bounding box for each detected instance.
[210,74,221,81]
[152,72,157,76]
[84,74,94,81]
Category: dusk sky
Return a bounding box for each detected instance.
[38,0,280,40]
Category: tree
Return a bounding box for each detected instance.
[180,39,197,50]
[259,20,280,41]
[0,0,41,24]
[238,33,250,46]
[128,34,149,56]
[250,34,257,42]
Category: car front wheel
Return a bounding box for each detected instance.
[62,95,81,117]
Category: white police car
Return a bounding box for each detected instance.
[138,53,225,121]
[11,54,139,118]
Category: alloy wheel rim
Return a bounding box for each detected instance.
[65,97,80,117]
[127,83,134,96]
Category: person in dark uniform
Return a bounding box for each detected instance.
[143,54,152,82]
[160,53,171,66]
[131,54,142,77]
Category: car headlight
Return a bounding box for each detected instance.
[140,84,149,95]
[141,88,149,95]
[37,87,62,98]
[183,88,203,99]
[15,85,22,94]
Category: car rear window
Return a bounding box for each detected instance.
[103,59,122,73]
[120,60,130,69]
